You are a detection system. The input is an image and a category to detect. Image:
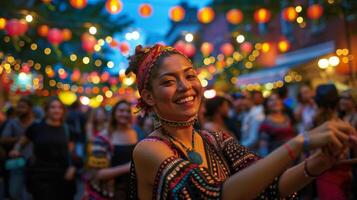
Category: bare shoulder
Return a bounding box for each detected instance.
[133,130,175,184]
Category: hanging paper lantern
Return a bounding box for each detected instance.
[278,39,290,53]
[69,0,87,9]
[101,72,110,82]
[220,43,234,56]
[109,39,119,47]
[254,8,271,23]
[42,0,52,3]
[0,18,6,30]
[81,33,97,53]
[47,28,63,45]
[62,28,72,41]
[169,6,185,22]
[307,4,323,20]
[71,68,81,82]
[59,91,77,106]
[197,7,215,24]
[226,9,243,25]
[119,42,130,54]
[5,19,28,36]
[282,7,298,22]
[139,3,153,18]
[38,25,49,37]
[201,42,214,56]
[174,40,186,55]
[105,0,123,14]
[240,42,253,54]
[184,43,196,57]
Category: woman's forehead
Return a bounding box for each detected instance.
[157,55,193,75]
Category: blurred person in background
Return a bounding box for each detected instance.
[86,106,108,142]
[259,93,296,156]
[295,85,317,133]
[230,92,249,140]
[133,113,153,140]
[1,97,34,200]
[277,86,296,124]
[313,84,354,200]
[240,91,265,151]
[84,100,138,200]
[9,96,80,200]
[203,96,237,138]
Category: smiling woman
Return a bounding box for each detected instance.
[125,44,357,200]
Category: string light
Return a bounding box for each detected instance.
[107,61,114,68]
[44,48,51,55]
[70,54,77,61]
[89,26,97,35]
[25,15,33,22]
[83,56,90,64]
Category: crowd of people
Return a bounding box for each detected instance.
[0,44,356,200]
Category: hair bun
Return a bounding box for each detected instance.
[135,45,143,54]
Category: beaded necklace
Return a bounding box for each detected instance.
[161,128,203,165]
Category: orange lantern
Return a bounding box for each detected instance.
[307,4,323,20]
[254,8,271,23]
[282,7,298,22]
[226,9,243,25]
[62,28,72,41]
[38,25,49,37]
[169,6,185,22]
[139,3,153,18]
[220,43,234,56]
[197,7,215,24]
[69,0,87,9]
[42,0,52,3]
[105,0,123,14]
[278,39,290,53]
[0,18,6,30]
[201,42,214,56]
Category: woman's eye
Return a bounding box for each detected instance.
[187,74,197,79]
[162,80,174,85]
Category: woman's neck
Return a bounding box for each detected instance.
[46,118,62,126]
[161,125,193,145]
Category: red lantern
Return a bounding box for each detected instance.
[109,39,119,47]
[307,4,323,20]
[47,28,63,45]
[226,9,243,25]
[38,25,49,37]
[282,7,298,22]
[69,0,87,9]
[71,68,81,82]
[174,40,186,55]
[197,7,215,24]
[169,6,185,22]
[240,42,253,54]
[254,8,271,23]
[81,33,97,53]
[101,72,110,82]
[184,43,196,57]
[119,42,130,55]
[278,39,290,53]
[62,28,72,41]
[106,0,123,14]
[139,4,153,18]
[0,18,6,30]
[220,43,234,56]
[201,42,214,56]
[5,19,28,36]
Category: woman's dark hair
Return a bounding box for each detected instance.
[88,106,107,130]
[263,92,282,115]
[18,97,33,108]
[204,96,229,120]
[108,100,132,133]
[43,96,66,123]
[313,84,339,126]
[125,45,186,92]
[297,84,312,104]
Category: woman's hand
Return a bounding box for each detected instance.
[64,166,76,181]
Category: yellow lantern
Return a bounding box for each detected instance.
[278,39,290,53]
[59,91,77,106]
[254,8,271,23]
[139,3,153,17]
[0,18,6,30]
[169,6,185,22]
[69,0,87,9]
[226,9,243,25]
[197,7,215,24]
[105,0,123,14]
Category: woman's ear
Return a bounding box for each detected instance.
[141,89,155,106]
